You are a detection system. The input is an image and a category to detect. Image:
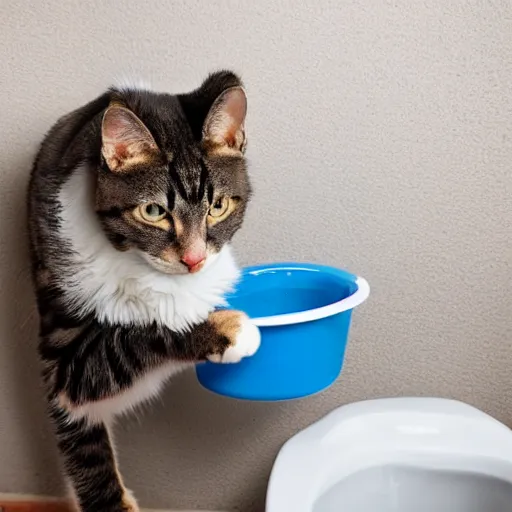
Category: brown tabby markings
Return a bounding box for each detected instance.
[209,309,246,341]
[48,327,83,347]
[172,216,184,237]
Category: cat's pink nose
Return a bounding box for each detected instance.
[181,251,206,273]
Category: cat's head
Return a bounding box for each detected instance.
[95,71,250,275]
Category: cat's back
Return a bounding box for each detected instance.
[27,93,111,268]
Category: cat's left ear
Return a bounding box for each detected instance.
[101,104,159,172]
[203,87,247,156]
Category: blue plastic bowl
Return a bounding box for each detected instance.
[195,263,370,401]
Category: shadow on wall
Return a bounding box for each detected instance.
[0,157,63,495]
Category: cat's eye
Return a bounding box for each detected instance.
[209,197,230,218]
[139,203,167,222]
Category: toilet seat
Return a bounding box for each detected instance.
[266,398,512,512]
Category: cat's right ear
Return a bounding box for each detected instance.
[202,87,247,156]
[101,105,159,172]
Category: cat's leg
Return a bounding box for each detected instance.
[106,309,260,364]
[142,309,260,363]
[49,403,138,512]
[41,310,259,512]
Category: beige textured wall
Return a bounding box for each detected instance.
[0,1,511,510]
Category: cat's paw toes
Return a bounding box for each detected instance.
[217,317,260,363]
[207,311,261,364]
[121,490,139,512]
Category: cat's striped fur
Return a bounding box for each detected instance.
[27,71,260,511]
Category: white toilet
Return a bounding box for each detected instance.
[266,397,512,511]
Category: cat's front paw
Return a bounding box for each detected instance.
[207,310,261,363]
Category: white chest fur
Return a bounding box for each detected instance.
[56,166,240,332]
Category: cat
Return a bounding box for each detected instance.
[27,71,260,512]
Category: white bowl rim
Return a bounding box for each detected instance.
[249,276,370,327]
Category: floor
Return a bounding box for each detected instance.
[0,495,221,512]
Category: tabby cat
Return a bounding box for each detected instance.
[27,71,260,512]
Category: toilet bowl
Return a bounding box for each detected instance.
[266,397,512,512]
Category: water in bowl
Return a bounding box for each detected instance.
[227,267,355,319]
